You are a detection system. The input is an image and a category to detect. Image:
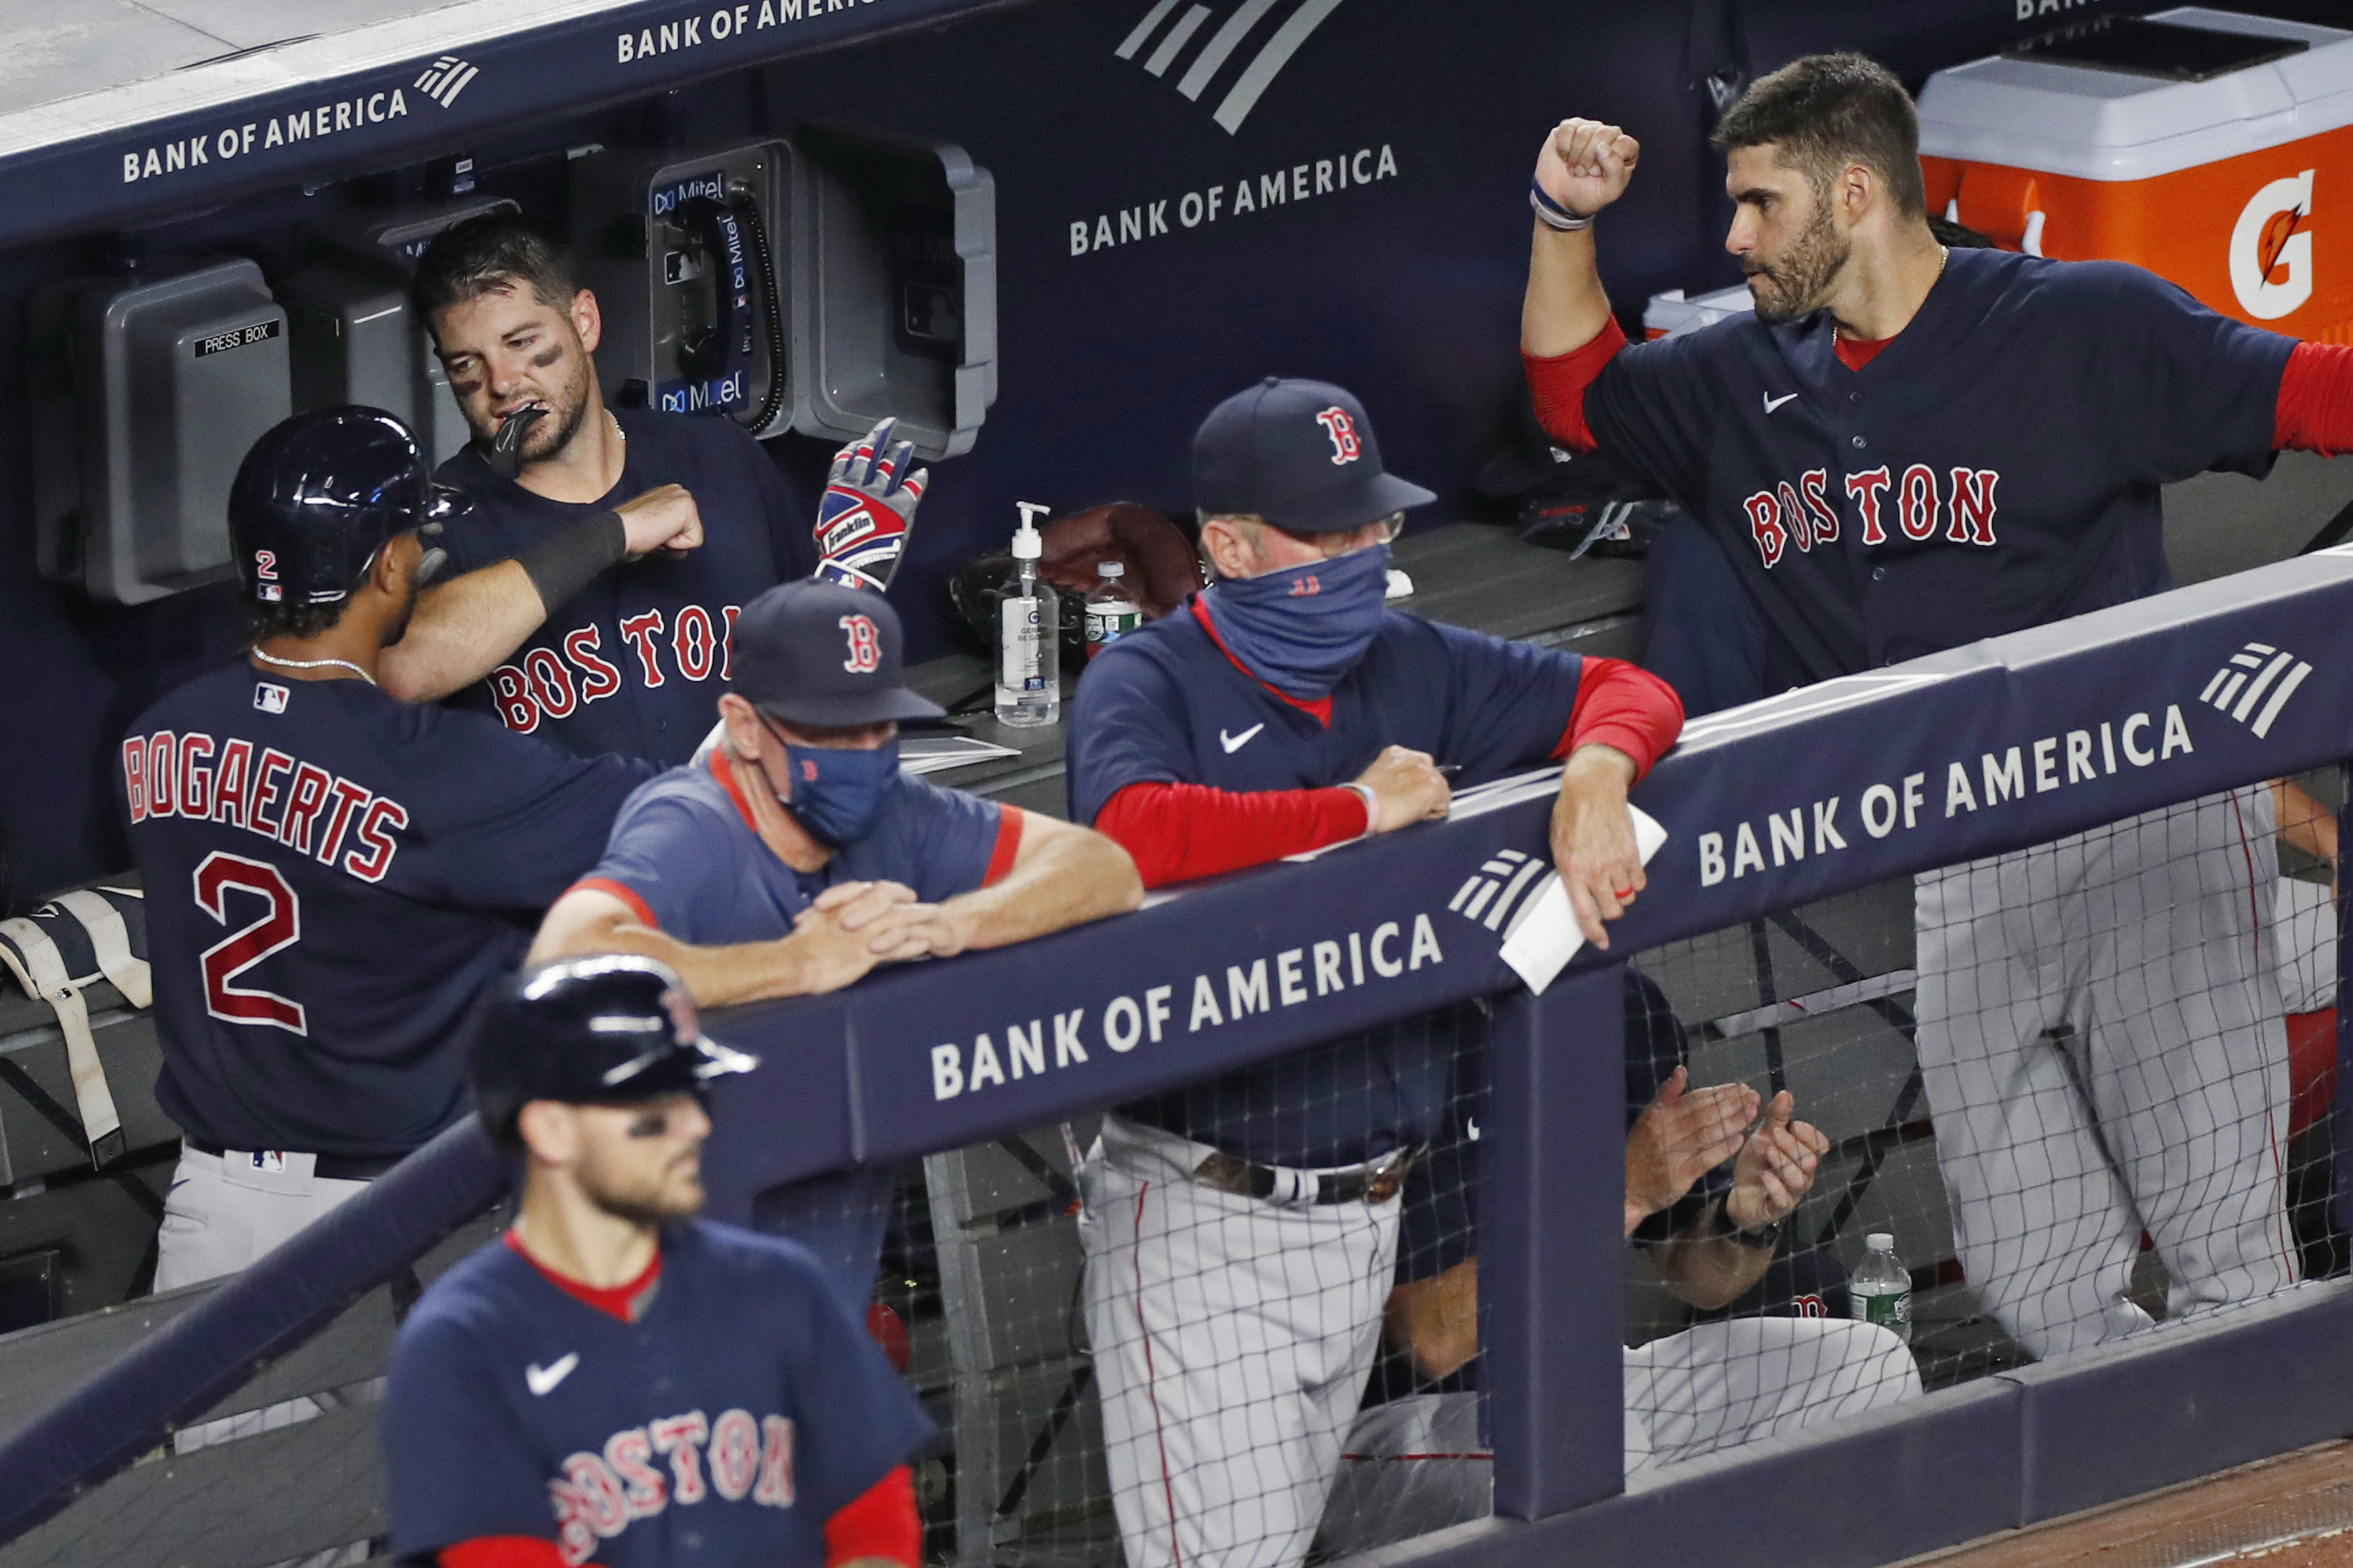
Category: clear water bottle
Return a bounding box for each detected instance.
[996,503,1060,727]
[1084,561,1142,660]
[1849,1231,1912,1343]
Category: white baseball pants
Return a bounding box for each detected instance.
[1913,786,2297,1361]
[1625,1317,1919,1475]
[1079,1113,1400,1568]
[153,1144,372,1291]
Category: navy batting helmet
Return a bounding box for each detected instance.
[470,955,758,1145]
[228,407,470,608]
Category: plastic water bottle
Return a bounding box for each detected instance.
[1084,561,1142,660]
[996,503,1060,727]
[1849,1231,1912,1343]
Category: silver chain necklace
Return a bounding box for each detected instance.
[251,649,377,686]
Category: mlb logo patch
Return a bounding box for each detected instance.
[255,683,290,714]
[257,584,282,602]
[250,1150,287,1175]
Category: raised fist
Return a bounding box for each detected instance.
[1534,118,1640,222]
[814,418,928,592]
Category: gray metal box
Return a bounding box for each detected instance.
[29,259,290,605]
[571,129,998,460]
[280,195,519,470]
[794,126,997,460]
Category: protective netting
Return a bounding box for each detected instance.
[912,1006,1491,1568]
[1625,772,2344,1430]
[0,778,2340,1568]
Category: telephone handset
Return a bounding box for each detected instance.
[664,183,786,433]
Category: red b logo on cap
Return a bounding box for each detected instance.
[1315,407,1362,465]
[840,614,882,674]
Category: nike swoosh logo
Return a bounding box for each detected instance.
[1763,392,1800,413]
[525,1353,578,1396]
[1220,723,1265,754]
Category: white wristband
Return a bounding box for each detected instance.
[1343,782,1381,838]
[1530,178,1595,232]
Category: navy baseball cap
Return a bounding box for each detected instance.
[1194,377,1437,534]
[731,578,945,728]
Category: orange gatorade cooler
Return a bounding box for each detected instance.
[1917,8,2353,340]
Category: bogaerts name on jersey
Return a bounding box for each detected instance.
[124,728,407,883]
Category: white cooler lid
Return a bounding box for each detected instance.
[1918,7,2353,182]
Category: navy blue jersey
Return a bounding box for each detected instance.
[1585,250,2295,680]
[386,1221,930,1568]
[577,752,1016,941]
[121,664,655,1158]
[438,406,818,763]
[1066,601,1585,824]
[1066,603,1586,1166]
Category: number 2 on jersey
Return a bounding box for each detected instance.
[193,851,306,1035]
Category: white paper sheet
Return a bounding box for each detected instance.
[1497,806,1669,995]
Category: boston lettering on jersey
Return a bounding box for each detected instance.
[440,405,817,762]
[1581,250,2295,676]
[1738,465,2002,568]
[387,1222,930,1568]
[551,1410,797,1566]
[485,602,743,736]
[122,728,407,884]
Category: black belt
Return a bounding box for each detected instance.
[184,1137,402,1182]
[1192,1146,1418,1205]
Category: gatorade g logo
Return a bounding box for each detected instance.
[840,614,882,674]
[2231,168,2313,321]
[1315,407,1362,465]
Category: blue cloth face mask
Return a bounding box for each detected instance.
[776,736,899,848]
[1202,543,1392,700]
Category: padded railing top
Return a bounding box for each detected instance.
[695,546,2353,1216]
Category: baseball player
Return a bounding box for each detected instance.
[1517,54,2340,1357]
[385,953,929,1568]
[528,577,1141,1305]
[412,213,909,760]
[1379,971,1915,1478]
[1062,377,1683,1568]
[121,409,658,1289]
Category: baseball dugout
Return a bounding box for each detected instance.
[0,548,2347,1568]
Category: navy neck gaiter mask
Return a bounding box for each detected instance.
[1202,543,1391,701]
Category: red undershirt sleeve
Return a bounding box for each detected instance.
[825,1465,921,1567]
[1522,315,1630,453]
[440,1539,579,1568]
[1095,781,1371,890]
[2274,340,2353,455]
[1551,657,1685,777]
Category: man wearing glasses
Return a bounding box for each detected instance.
[1064,377,1683,1568]
[528,577,1141,1310]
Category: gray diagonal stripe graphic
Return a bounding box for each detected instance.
[1116,0,1185,61]
[1213,0,1347,133]
[1177,0,1283,100]
[1145,5,1214,75]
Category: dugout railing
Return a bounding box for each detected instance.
[0,548,2350,1568]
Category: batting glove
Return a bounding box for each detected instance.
[813,418,927,592]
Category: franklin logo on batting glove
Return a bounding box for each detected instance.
[813,417,927,593]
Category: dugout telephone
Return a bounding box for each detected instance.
[572,128,998,457]
[572,140,794,436]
